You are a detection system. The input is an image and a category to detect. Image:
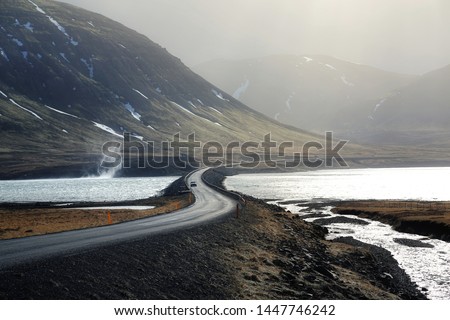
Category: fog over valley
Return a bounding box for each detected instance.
[59,0,450,75]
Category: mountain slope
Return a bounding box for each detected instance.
[0,0,327,178]
[194,55,416,135]
[350,64,450,146]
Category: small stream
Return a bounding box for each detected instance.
[225,167,450,299]
[277,202,450,300]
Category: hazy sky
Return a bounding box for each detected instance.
[58,0,450,74]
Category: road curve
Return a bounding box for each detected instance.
[0,169,237,269]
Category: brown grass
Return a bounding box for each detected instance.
[335,200,450,226]
[220,200,413,299]
[0,195,191,240]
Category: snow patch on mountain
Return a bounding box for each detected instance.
[304,56,313,63]
[0,90,8,98]
[188,101,197,109]
[27,0,46,14]
[47,16,78,46]
[29,1,79,46]
[373,98,387,114]
[9,99,43,120]
[12,38,24,47]
[80,58,94,78]
[0,47,9,62]
[23,22,34,32]
[172,101,196,116]
[93,122,122,138]
[369,98,387,120]
[172,101,222,126]
[45,105,79,118]
[14,19,34,32]
[232,79,250,99]
[209,107,223,115]
[59,52,69,63]
[325,64,337,71]
[132,89,149,100]
[131,133,144,141]
[124,103,142,121]
[21,51,29,60]
[212,89,230,101]
[341,75,355,87]
[286,92,296,111]
[199,116,218,126]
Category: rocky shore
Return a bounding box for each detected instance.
[0,194,425,299]
[0,171,426,300]
[333,201,450,242]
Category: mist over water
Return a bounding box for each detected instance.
[60,0,450,74]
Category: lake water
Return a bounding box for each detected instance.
[225,167,450,202]
[0,176,180,203]
[225,167,450,300]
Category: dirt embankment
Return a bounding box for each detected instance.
[333,201,450,242]
[0,195,191,240]
[0,196,425,299]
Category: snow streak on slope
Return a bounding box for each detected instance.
[171,101,222,127]
[172,101,197,117]
[132,89,149,100]
[341,75,355,87]
[93,122,122,138]
[28,0,78,46]
[9,99,43,120]
[286,92,296,111]
[80,58,94,78]
[12,38,24,47]
[212,89,230,101]
[27,0,46,14]
[124,103,142,121]
[45,105,79,118]
[209,107,223,115]
[0,47,10,61]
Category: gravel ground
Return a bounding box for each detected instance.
[0,170,426,300]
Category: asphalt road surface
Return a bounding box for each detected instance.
[0,169,237,269]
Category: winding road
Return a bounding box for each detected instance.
[0,169,237,269]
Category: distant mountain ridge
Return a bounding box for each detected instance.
[0,0,323,178]
[195,56,450,147]
[194,55,416,136]
[1,1,448,179]
[354,64,450,145]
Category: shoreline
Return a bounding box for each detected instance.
[0,177,192,240]
[0,195,191,240]
[0,170,428,299]
[0,195,425,299]
[332,200,450,242]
